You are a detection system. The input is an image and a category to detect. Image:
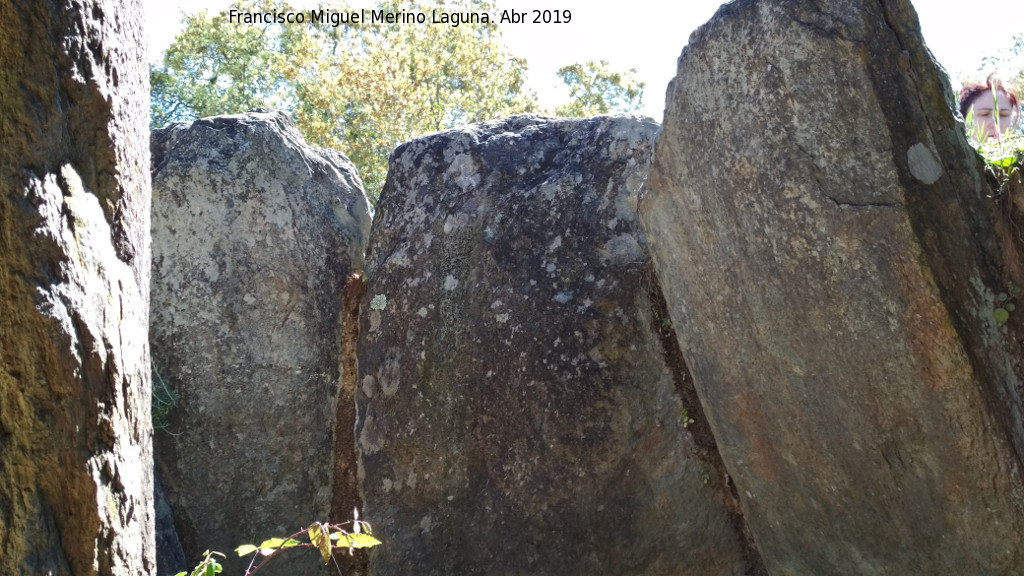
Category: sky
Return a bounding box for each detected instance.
[143,0,1023,120]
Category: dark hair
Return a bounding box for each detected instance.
[958,72,1020,118]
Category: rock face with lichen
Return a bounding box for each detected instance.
[356,115,761,575]
[0,0,156,574]
[150,110,372,576]
[641,0,1024,573]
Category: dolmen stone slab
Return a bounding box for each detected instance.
[1,0,156,573]
[641,0,1024,573]
[356,115,760,575]
[150,110,372,575]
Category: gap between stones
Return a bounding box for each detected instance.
[642,260,768,576]
[331,270,368,576]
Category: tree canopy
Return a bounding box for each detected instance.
[150,0,646,198]
[554,60,644,118]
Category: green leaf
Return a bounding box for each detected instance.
[308,523,332,565]
[259,538,287,550]
[999,292,1009,302]
[235,545,259,557]
[994,308,1010,324]
[1008,303,1016,312]
[335,533,383,549]
[992,155,1018,168]
[1010,283,1022,297]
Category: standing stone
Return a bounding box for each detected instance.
[150,110,371,575]
[357,115,758,575]
[641,0,1024,573]
[0,0,155,574]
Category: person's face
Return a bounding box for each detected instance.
[969,89,1017,140]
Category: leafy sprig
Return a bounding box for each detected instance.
[174,550,224,576]
[235,512,380,575]
[174,511,380,576]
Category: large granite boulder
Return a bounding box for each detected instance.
[641,0,1024,573]
[0,0,155,574]
[356,115,762,575]
[150,110,372,575]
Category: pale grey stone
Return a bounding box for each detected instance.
[150,110,371,576]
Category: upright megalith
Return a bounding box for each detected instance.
[357,115,759,575]
[150,110,372,575]
[0,0,155,574]
[641,0,1024,573]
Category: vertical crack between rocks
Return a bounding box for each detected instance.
[644,263,768,576]
[331,270,368,576]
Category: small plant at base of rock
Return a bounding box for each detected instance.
[175,550,224,576]
[176,512,380,576]
[699,465,712,485]
[680,407,695,429]
[236,512,380,575]
[994,281,1022,325]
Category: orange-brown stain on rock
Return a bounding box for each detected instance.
[332,271,367,576]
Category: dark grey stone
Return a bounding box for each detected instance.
[357,114,757,576]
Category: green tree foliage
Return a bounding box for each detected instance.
[151,0,536,196]
[150,6,291,127]
[554,60,645,118]
[277,0,538,196]
[150,1,646,198]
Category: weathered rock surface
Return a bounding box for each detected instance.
[357,115,759,575]
[150,110,371,575]
[641,0,1024,573]
[0,0,155,574]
